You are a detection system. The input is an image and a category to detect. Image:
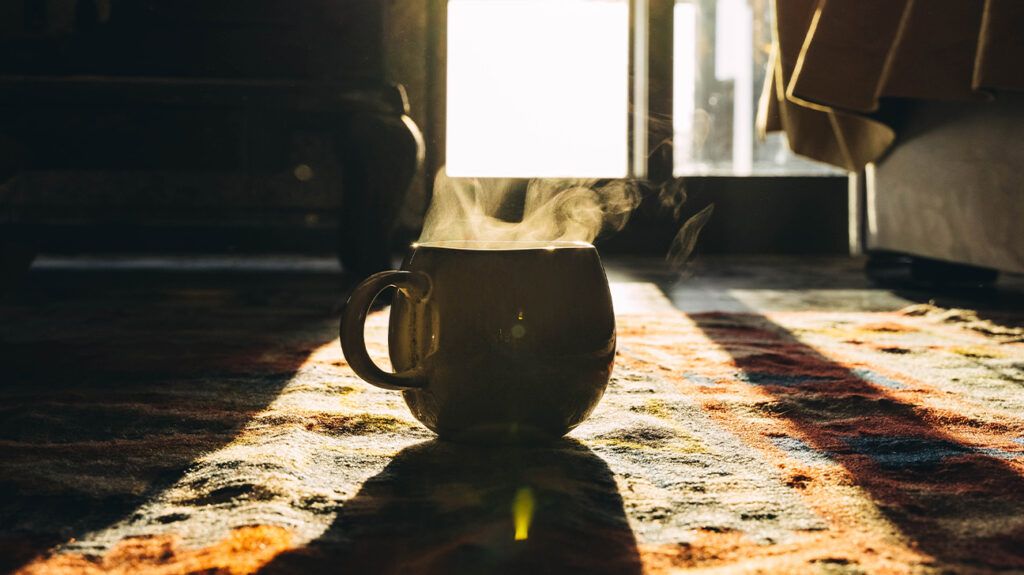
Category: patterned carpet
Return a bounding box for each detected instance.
[2,270,1023,574]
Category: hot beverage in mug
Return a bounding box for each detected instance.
[340,240,616,443]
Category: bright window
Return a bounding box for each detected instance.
[445,0,839,178]
[446,0,629,178]
[673,0,840,175]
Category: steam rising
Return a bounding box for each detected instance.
[420,170,640,246]
[418,168,713,269]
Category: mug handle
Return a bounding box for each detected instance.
[340,270,430,391]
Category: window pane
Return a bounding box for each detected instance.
[447,0,629,178]
[673,0,842,176]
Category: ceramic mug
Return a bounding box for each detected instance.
[339,240,616,443]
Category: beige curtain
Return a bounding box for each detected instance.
[759,0,1024,171]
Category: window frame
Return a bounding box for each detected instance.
[428,0,844,184]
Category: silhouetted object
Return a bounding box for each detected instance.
[341,243,616,443]
[0,0,422,278]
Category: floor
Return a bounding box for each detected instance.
[616,255,1024,316]
[26,253,1024,314]
[2,254,1023,573]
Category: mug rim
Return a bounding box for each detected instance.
[410,240,594,251]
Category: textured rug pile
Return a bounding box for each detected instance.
[2,276,1023,574]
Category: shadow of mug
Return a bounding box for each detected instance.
[261,439,641,575]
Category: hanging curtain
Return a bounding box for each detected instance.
[758,0,1024,171]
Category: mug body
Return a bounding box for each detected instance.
[388,241,616,442]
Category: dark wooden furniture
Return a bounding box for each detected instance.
[0,0,422,277]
